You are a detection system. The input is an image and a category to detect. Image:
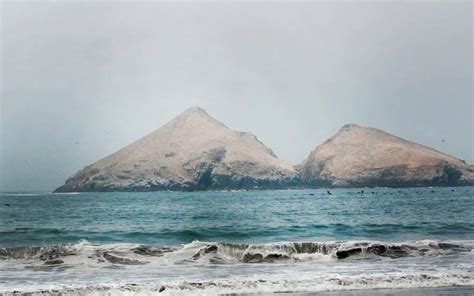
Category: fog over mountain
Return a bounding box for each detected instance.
[1,1,472,191]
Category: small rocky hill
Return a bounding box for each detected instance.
[297,124,473,188]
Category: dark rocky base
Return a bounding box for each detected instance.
[54,178,473,193]
[53,178,302,193]
[298,164,473,189]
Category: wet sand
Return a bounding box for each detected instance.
[254,286,474,296]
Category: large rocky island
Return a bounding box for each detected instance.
[297,124,474,188]
[55,108,473,192]
[55,107,297,192]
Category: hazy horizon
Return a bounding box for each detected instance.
[1,1,473,191]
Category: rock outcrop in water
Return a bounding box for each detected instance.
[297,124,474,188]
[55,107,297,192]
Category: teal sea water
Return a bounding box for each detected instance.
[1,187,473,294]
[2,187,474,246]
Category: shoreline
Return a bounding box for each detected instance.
[3,285,474,296]
[300,286,474,296]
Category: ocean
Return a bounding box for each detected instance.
[0,187,473,295]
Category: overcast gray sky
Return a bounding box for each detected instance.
[1,1,472,191]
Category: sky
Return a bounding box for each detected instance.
[0,1,472,191]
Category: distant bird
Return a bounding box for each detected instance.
[4,203,11,207]
[360,190,364,194]
[76,141,79,145]
[451,189,455,192]
[442,139,446,142]
[327,190,332,195]
[309,193,315,196]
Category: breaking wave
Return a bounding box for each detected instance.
[1,240,473,295]
[1,239,472,265]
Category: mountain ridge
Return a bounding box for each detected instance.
[55,108,473,192]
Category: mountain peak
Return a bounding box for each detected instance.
[168,106,226,129]
[184,106,208,115]
[176,106,211,120]
[339,123,363,133]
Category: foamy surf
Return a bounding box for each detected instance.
[1,239,473,295]
[1,273,474,295]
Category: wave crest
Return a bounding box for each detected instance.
[1,239,471,265]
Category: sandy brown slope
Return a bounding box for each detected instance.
[55,107,297,192]
[297,124,473,188]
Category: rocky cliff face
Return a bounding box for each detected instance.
[297,124,474,188]
[55,107,297,192]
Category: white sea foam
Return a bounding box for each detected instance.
[1,273,473,295]
[1,240,473,295]
[1,193,42,197]
[0,240,474,295]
